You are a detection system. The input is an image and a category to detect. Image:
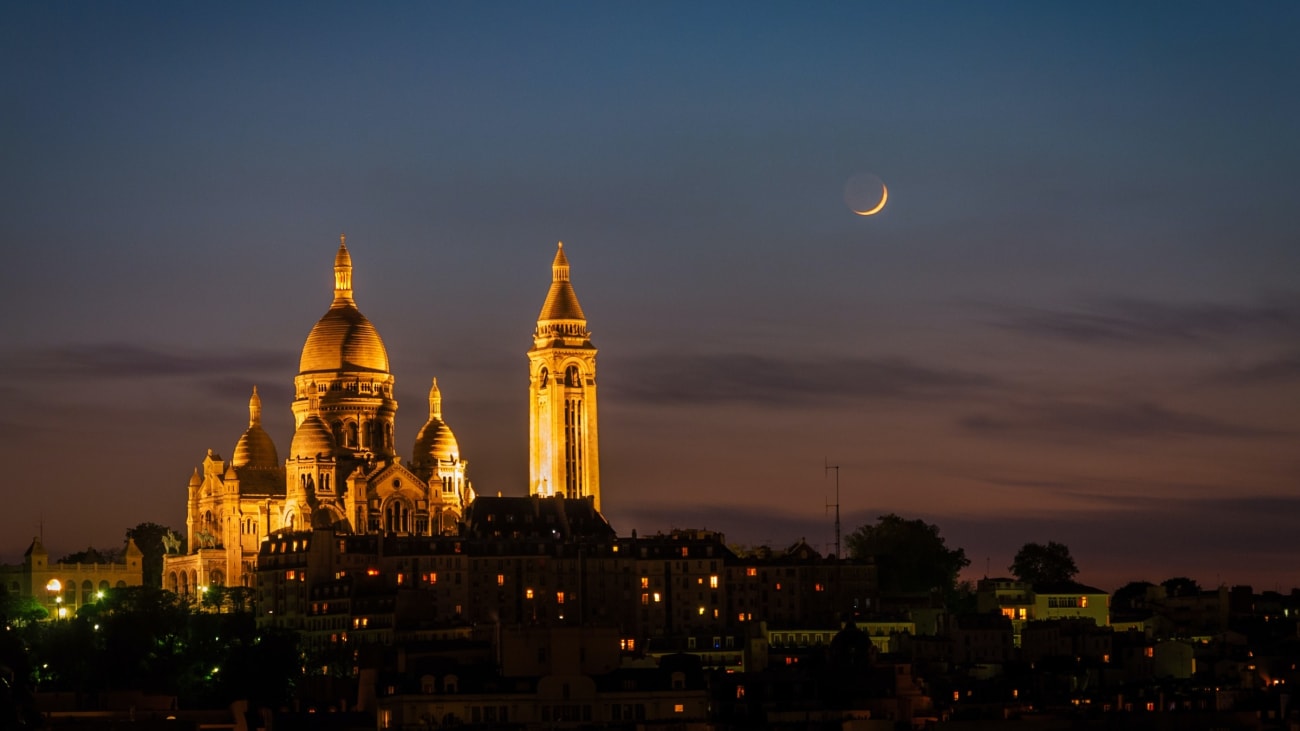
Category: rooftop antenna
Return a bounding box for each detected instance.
[824,460,840,559]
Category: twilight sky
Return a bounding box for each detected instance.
[3,3,1298,592]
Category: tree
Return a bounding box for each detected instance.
[59,546,123,564]
[846,514,969,595]
[126,522,180,588]
[1161,576,1201,597]
[1010,541,1078,585]
[1112,580,1155,613]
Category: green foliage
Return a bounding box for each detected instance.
[12,584,303,709]
[1010,541,1078,585]
[126,522,179,588]
[0,586,49,627]
[845,514,969,595]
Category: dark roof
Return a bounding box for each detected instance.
[461,496,615,540]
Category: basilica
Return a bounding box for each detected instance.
[164,239,600,593]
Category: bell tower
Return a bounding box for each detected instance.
[529,242,600,511]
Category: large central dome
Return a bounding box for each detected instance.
[298,238,390,374]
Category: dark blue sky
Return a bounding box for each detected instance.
[3,2,1298,591]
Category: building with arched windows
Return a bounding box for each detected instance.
[1,536,143,618]
[164,239,598,595]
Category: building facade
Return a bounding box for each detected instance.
[164,238,480,594]
[2,537,143,618]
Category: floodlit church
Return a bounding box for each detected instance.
[164,239,600,593]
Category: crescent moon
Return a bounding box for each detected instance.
[852,183,888,216]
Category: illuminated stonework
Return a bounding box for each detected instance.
[165,238,476,594]
[529,242,601,511]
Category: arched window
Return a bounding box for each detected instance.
[361,419,372,448]
[332,421,343,445]
[210,570,225,587]
[346,421,358,448]
[539,368,549,387]
[384,500,411,534]
[566,365,580,387]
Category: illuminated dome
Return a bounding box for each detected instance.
[413,378,459,464]
[232,386,280,468]
[299,238,390,374]
[290,414,336,459]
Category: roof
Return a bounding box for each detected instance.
[537,241,587,322]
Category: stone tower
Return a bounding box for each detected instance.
[528,242,601,510]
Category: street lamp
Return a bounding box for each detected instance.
[45,579,62,617]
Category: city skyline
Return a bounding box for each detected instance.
[3,3,1298,592]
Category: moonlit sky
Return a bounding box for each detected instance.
[3,3,1298,592]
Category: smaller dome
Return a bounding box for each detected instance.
[233,426,279,468]
[291,415,337,459]
[414,420,459,464]
[188,468,202,488]
[413,378,459,464]
[232,387,279,468]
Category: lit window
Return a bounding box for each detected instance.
[815,583,824,592]
[641,593,649,605]
[736,686,745,699]
[713,608,719,618]
[653,592,661,603]
[1145,647,1154,658]
[556,591,565,604]
[430,572,438,584]
[286,570,296,580]
[366,568,380,576]
[396,574,405,585]
[709,575,719,588]
[525,588,534,600]
[746,567,757,577]
[641,577,649,589]
[698,606,705,615]
[697,577,703,585]
[674,704,684,713]
[1080,596,1088,608]
[497,574,505,586]
[775,583,782,591]
[681,547,688,557]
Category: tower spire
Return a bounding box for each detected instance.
[428,378,442,420]
[552,241,570,282]
[333,234,353,303]
[249,385,262,426]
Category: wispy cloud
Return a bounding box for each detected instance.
[960,400,1284,441]
[1210,353,1300,385]
[0,343,293,380]
[606,353,996,407]
[990,296,1300,345]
